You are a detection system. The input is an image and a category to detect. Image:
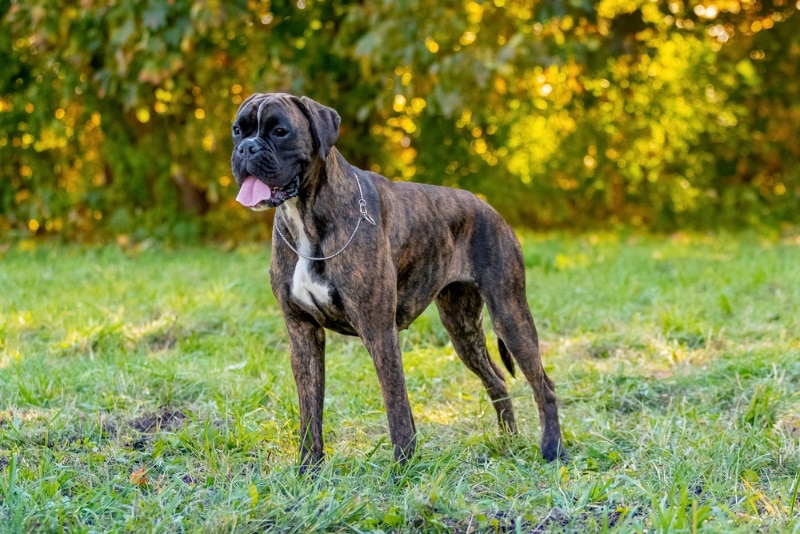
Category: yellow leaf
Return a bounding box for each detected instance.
[130,467,148,486]
[248,483,259,507]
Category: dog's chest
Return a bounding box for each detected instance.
[280,203,334,310]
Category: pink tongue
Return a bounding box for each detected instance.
[236,176,272,207]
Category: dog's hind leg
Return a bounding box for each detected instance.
[470,222,567,462]
[435,282,517,433]
[481,284,567,462]
[487,298,567,461]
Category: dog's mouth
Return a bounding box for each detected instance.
[236,174,301,211]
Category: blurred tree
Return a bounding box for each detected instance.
[1,0,797,240]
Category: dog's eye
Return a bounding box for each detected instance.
[232,125,241,136]
[273,127,289,138]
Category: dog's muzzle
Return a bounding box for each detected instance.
[233,139,303,210]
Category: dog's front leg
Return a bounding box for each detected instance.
[361,326,417,464]
[286,314,326,472]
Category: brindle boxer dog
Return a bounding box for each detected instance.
[231,93,566,471]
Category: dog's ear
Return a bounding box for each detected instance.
[292,96,341,160]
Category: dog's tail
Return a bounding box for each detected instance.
[497,339,516,378]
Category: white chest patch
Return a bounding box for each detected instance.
[280,200,333,309]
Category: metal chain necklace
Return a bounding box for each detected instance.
[274,172,377,261]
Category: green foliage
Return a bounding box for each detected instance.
[1,1,799,240]
[1,234,799,530]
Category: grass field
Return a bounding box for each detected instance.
[1,233,799,533]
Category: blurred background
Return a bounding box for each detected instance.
[1,0,798,243]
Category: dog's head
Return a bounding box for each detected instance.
[231,93,341,210]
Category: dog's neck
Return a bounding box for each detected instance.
[277,148,362,245]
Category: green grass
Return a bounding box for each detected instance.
[1,233,799,533]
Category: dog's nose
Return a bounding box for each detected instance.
[237,139,259,155]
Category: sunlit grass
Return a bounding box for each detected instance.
[1,233,798,532]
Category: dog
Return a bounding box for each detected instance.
[231,93,566,470]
